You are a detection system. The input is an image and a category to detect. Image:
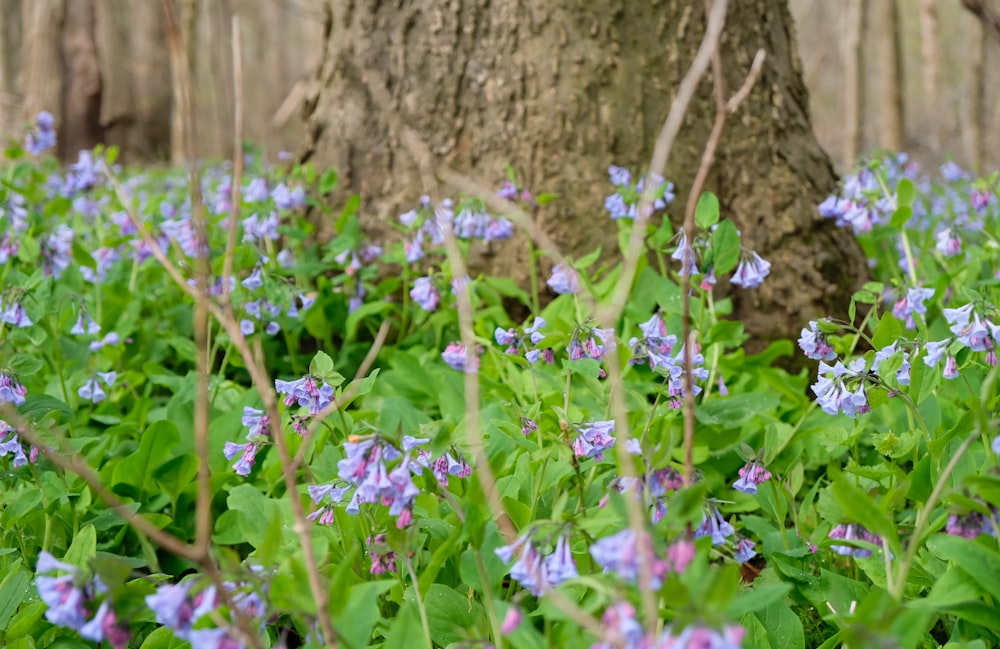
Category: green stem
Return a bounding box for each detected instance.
[474,550,505,649]
[891,431,978,600]
[403,555,433,649]
[527,238,540,315]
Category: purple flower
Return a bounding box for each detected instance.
[0,420,31,466]
[146,582,219,640]
[0,371,27,405]
[732,460,771,494]
[35,552,90,630]
[441,342,479,372]
[1,297,33,327]
[495,530,578,596]
[629,312,677,368]
[546,263,580,295]
[730,251,771,288]
[829,523,885,559]
[367,533,398,574]
[935,227,962,257]
[241,266,264,290]
[272,183,306,210]
[671,232,699,276]
[410,276,440,312]
[224,441,259,476]
[572,420,616,461]
[243,177,270,203]
[589,529,668,589]
[892,287,934,329]
[484,218,514,241]
[25,111,57,155]
[608,165,632,187]
[940,161,968,182]
[79,600,131,649]
[811,360,870,417]
[568,324,616,363]
[734,537,757,564]
[695,505,735,545]
[922,339,950,368]
[591,602,646,649]
[275,374,335,414]
[501,605,522,634]
[946,512,989,539]
[521,417,537,436]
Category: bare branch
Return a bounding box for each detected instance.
[960,0,1000,43]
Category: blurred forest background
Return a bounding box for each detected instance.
[0,0,994,174]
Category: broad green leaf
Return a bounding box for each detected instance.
[331,580,395,649]
[896,178,915,206]
[226,484,281,548]
[0,565,28,631]
[64,524,97,568]
[112,420,180,497]
[927,535,1000,600]
[694,191,720,229]
[152,453,199,503]
[871,312,902,349]
[711,219,741,275]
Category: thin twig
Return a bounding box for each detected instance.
[959,0,1000,44]
[291,319,392,473]
[222,14,245,310]
[680,18,764,488]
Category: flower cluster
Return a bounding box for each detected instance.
[603,165,675,220]
[495,530,578,596]
[591,601,745,649]
[732,458,771,495]
[495,316,552,363]
[78,371,117,404]
[546,262,580,295]
[568,321,615,365]
[695,503,736,546]
[797,320,837,360]
[828,523,887,559]
[275,374,336,415]
[589,530,691,589]
[628,312,678,369]
[571,419,616,461]
[35,552,131,649]
[147,578,263,649]
[0,370,27,405]
[441,341,481,372]
[811,359,872,417]
[317,435,471,529]
[0,420,36,466]
[367,533,398,574]
[922,304,1000,377]
[224,407,271,476]
[25,111,57,155]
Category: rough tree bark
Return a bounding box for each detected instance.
[301,0,869,343]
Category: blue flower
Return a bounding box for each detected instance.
[546,262,580,294]
[730,251,771,288]
[571,420,616,461]
[410,276,440,312]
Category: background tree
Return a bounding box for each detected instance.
[300,0,869,342]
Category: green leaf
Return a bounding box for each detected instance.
[318,168,338,194]
[758,600,805,649]
[8,354,43,376]
[226,484,281,548]
[403,584,483,648]
[728,583,792,618]
[871,312,902,349]
[64,524,97,568]
[309,351,335,377]
[926,535,1000,599]
[889,205,912,228]
[711,219,740,275]
[831,479,898,553]
[112,420,180,497]
[896,178,915,206]
[18,393,73,423]
[695,393,780,428]
[0,565,28,631]
[694,191,720,229]
[152,453,199,502]
[331,580,395,649]
[383,601,424,649]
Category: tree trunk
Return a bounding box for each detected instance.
[62,0,105,158]
[21,0,63,128]
[302,0,869,343]
[873,0,905,152]
[843,0,866,168]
